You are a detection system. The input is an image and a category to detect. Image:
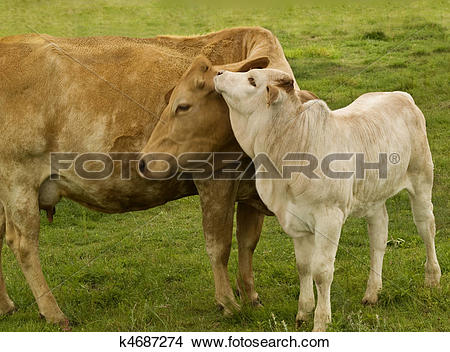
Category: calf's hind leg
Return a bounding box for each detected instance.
[3,187,68,327]
[362,204,388,305]
[408,181,441,287]
[0,204,16,315]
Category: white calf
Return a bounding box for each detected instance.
[214,68,441,331]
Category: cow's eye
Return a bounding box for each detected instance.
[248,77,256,87]
[175,104,192,114]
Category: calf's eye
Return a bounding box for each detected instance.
[175,104,192,114]
[248,77,256,87]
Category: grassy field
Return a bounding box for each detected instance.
[0,0,448,331]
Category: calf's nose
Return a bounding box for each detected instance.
[216,70,224,76]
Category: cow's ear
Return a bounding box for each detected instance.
[267,85,281,106]
[164,87,175,104]
[237,56,270,72]
[192,55,213,72]
[221,56,270,72]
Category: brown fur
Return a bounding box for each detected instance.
[0,27,315,326]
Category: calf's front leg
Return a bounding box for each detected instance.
[293,233,315,325]
[311,212,343,332]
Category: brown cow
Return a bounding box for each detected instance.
[0,27,301,328]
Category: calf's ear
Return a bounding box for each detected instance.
[221,56,270,72]
[267,85,281,106]
[267,76,295,106]
[297,89,318,103]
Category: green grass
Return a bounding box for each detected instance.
[0,0,449,331]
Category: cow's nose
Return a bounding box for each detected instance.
[216,70,224,76]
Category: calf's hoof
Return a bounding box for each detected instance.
[295,319,307,330]
[312,313,331,332]
[295,311,312,328]
[425,264,441,288]
[312,324,327,332]
[425,278,440,288]
[424,274,441,288]
[362,293,379,305]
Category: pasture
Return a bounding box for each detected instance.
[0,0,448,331]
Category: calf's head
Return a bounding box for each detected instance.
[214,68,295,114]
[214,68,297,155]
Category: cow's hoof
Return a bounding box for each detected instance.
[251,296,263,308]
[0,300,16,316]
[223,304,241,317]
[59,318,72,332]
[219,300,241,317]
[235,280,261,308]
[222,307,233,317]
[39,312,71,331]
[236,290,263,308]
[0,304,17,316]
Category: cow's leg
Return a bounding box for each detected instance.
[235,202,264,307]
[195,179,239,315]
[362,204,388,305]
[0,204,16,315]
[408,181,441,287]
[311,212,343,332]
[293,233,315,325]
[3,187,68,327]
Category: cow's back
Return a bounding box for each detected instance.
[0,28,282,212]
[0,28,288,158]
[0,34,191,158]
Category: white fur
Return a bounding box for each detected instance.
[215,69,441,331]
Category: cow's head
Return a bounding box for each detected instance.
[140,55,270,174]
